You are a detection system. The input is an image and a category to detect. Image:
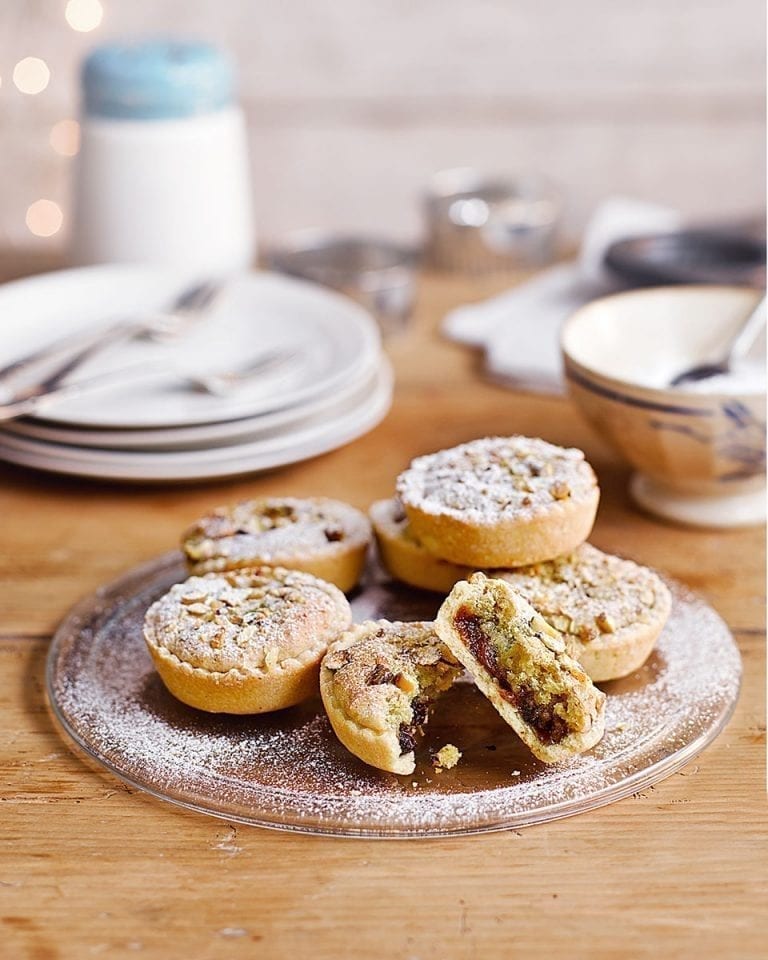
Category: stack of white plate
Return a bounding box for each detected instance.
[0,266,392,482]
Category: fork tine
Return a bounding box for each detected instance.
[174,279,224,315]
[187,348,300,395]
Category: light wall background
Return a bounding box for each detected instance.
[1,0,765,250]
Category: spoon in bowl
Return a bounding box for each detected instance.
[669,293,766,388]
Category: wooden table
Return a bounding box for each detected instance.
[1,258,765,959]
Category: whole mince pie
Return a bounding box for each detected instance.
[497,543,671,682]
[181,496,372,593]
[369,497,474,593]
[143,566,351,714]
[395,436,600,568]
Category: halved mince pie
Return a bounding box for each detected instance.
[395,436,599,568]
[320,620,462,775]
[436,573,606,763]
[143,566,351,714]
[182,496,371,592]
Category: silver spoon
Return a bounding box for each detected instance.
[669,293,766,388]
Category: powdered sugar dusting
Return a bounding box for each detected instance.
[143,568,350,673]
[48,552,741,837]
[183,497,371,571]
[496,543,670,647]
[396,436,598,522]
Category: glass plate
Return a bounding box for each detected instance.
[46,552,741,838]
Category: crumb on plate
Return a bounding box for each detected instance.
[432,743,462,771]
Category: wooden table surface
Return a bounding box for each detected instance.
[1,257,765,960]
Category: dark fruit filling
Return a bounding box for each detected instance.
[454,606,570,745]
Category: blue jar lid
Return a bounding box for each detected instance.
[82,39,235,120]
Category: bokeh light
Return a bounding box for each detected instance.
[50,119,81,157]
[26,200,63,238]
[65,0,104,32]
[13,57,50,95]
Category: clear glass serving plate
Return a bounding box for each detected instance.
[46,552,741,838]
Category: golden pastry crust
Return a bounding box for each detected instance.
[143,567,351,714]
[370,499,669,680]
[182,496,371,592]
[436,573,605,763]
[320,620,462,775]
[396,436,599,567]
[370,498,474,592]
[497,544,672,681]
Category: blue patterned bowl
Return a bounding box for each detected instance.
[561,286,765,527]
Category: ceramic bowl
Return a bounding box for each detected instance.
[561,285,766,527]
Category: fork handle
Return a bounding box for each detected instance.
[0,317,144,395]
[17,319,146,399]
[0,362,165,421]
[0,278,223,396]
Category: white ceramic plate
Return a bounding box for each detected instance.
[0,361,393,482]
[4,350,381,451]
[1,359,385,463]
[0,266,380,429]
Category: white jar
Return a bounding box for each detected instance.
[70,39,255,273]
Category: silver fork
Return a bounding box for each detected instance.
[186,348,300,396]
[0,347,301,421]
[0,279,224,404]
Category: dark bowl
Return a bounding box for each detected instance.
[604,229,766,288]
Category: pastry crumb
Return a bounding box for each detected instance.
[432,744,462,770]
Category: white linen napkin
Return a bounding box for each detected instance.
[442,197,682,393]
